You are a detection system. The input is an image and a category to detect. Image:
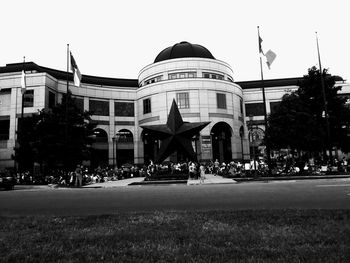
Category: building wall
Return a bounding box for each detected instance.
[2,61,349,169]
[136,57,247,162]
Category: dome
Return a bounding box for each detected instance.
[154,41,215,63]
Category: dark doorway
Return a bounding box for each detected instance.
[142,131,159,165]
[115,129,134,167]
[211,122,232,163]
[91,129,108,168]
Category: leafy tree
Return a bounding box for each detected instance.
[267,66,350,159]
[14,91,96,172]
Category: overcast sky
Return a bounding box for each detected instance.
[1,0,349,82]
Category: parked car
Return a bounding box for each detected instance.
[0,170,15,190]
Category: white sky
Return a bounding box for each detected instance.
[1,0,349,82]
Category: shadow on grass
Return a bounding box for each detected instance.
[1,210,350,262]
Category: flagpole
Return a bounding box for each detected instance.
[65,44,69,169]
[257,26,272,176]
[21,56,26,120]
[316,32,332,163]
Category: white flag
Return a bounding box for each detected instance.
[70,52,82,87]
[265,49,277,69]
[21,70,26,94]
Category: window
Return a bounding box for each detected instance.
[216,93,227,109]
[203,72,224,80]
[74,97,84,112]
[48,91,56,109]
[188,73,195,78]
[0,119,10,140]
[89,99,109,116]
[240,99,243,115]
[270,101,281,114]
[245,103,265,116]
[168,72,197,80]
[143,98,151,114]
[115,102,134,116]
[176,92,190,109]
[169,73,177,79]
[144,75,162,85]
[23,90,34,107]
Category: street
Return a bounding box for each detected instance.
[0,178,349,216]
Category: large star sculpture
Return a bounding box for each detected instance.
[141,100,210,163]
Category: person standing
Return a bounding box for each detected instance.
[189,162,196,179]
[75,165,83,187]
[199,163,206,184]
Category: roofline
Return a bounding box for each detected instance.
[0,62,139,88]
[237,75,344,89]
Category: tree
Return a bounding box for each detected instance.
[267,66,350,159]
[14,91,96,172]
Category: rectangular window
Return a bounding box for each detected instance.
[240,99,243,115]
[270,101,281,114]
[143,98,151,114]
[216,93,227,109]
[89,99,109,116]
[188,73,195,78]
[74,97,84,112]
[0,119,10,140]
[176,92,190,109]
[245,103,265,117]
[48,91,56,109]
[115,101,134,116]
[169,73,177,79]
[23,90,34,107]
[203,73,210,78]
[179,73,185,78]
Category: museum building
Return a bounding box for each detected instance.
[0,41,349,169]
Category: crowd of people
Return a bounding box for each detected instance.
[12,155,350,187]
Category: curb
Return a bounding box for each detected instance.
[233,174,350,183]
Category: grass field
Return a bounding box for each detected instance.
[1,210,350,262]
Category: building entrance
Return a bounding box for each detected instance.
[211,122,232,163]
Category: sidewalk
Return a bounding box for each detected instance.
[83,177,145,188]
[83,173,350,188]
[187,174,237,185]
[83,174,237,188]
[18,173,350,190]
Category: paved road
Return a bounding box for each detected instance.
[0,178,349,216]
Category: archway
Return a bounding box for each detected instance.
[248,127,265,159]
[211,122,232,163]
[114,129,134,167]
[91,128,108,168]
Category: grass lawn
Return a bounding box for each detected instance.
[1,210,350,262]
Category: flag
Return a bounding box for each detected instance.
[265,49,277,69]
[70,52,82,87]
[21,70,26,94]
[258,36,264,54]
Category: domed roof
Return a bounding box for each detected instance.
[154,41,215,63]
